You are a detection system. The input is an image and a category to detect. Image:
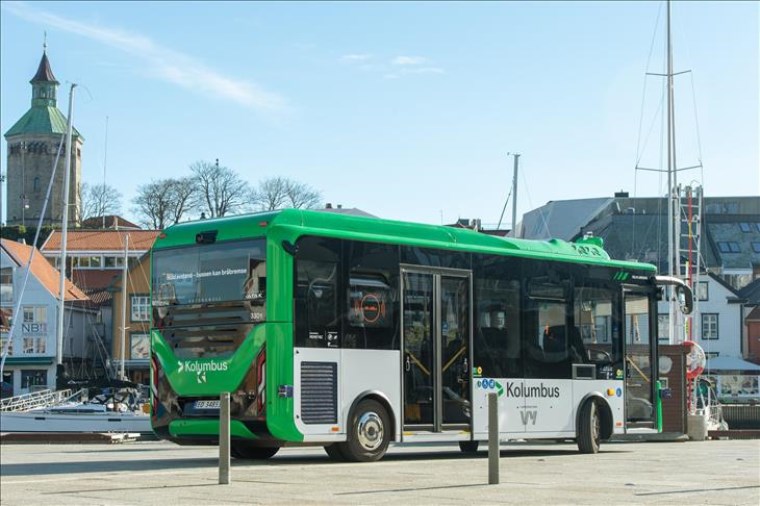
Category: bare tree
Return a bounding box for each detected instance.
[168,177,196,224]
[132,177,198,229]
[250,177,321,211]
[190,160,249,218]
[132,180,172,229]
[77,182,123,222]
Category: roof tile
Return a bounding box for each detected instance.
[1,239,89,302]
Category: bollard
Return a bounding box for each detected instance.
[219,392,231,485]
[488,392,499,485]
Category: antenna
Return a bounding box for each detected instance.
[103,115,109,229]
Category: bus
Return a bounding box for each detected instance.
[150,209,692,461]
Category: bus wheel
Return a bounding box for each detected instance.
[339,399,390,462]
[459,441,479,454]
[324,443,346,461]
[230,443,280,460]
[577,400,601,454]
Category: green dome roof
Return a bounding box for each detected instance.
[4,105,82,139]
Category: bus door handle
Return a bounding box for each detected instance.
[459,357,469,383]
[405,355,411,372]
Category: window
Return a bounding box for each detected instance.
[658,315,669,343]
[702,313,719,340]
[739,223,751,232]
[717,242,740,253]
[21,370,47,390]
[294,237,340,348]
[696,281,708,301]
[344,241,399,350]
[33,177,40,192]
[130,333,150,359]
[1,267,12,303]
[752,242,760,254]
[23,306,47,323]
[474,255,523,378]
[131,295,150,322]
[104,256,125,268]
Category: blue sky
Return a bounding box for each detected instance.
[1,1,757,228]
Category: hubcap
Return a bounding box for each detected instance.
[591,403,600,441]
[357,411,384,451]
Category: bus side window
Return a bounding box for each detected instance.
[294,237,341,349]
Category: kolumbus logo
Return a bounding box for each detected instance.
[178,360,228,384]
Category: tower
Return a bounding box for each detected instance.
[4,49,83,227]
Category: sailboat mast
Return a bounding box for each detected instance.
[665,0,682,343]
[56,84,76,367]
[120,234,129,380]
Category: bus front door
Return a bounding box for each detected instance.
[401,268,472,433]
[623,292,657,429]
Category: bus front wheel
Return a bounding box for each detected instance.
[339,399,390,462]
[230,443,280,460]
[577,400,601,454]
[324,443,346,461]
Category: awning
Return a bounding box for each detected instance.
[3,356,55,366]
[705,356,760,373]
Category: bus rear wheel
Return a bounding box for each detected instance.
[230,443,280,460]
[338,399,390,462]
[577,400,601,454]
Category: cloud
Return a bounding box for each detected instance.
[391,56,427,66]
[341,53,372,62]
[2,1,285,111]
[341,52,444,79]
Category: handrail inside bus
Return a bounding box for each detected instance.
[626,356,650,383]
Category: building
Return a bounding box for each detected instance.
[738,278,760,364]
[39,229,161,361]
[110,253,152,385]
[0,239,98,397]
[3,49,83,227]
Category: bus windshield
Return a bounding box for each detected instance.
[152,239,266,306]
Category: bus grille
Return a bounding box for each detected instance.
[300,362,337,425]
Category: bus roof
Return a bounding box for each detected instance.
[153,209,657,273]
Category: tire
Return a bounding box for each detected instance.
[338,399,391,462]
[230,443,280,460]
[324,443,346,461]
[459,440,480,454]
[577,400,601,454]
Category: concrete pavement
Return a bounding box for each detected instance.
[1,439,758,505]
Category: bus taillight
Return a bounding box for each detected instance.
[150,354,159,416]
[255,347,266,415]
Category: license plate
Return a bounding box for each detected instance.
[194,400,220,410]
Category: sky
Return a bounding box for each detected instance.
[1,1,758,229]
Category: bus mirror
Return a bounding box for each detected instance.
[653,275,693,315]
[282,240,298,256]
[675,285,693,315]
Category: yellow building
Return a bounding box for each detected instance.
[110,253,151,385]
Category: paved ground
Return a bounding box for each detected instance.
[1,439,758,505]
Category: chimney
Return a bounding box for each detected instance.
[325,203,333,209]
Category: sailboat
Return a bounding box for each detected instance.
[0,84,151,434]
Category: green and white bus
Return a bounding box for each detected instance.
[150,209,692,461]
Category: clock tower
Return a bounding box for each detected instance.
[4,49,83,227]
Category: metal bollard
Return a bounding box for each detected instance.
[488,392,499,485]
[219,392,231,485]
